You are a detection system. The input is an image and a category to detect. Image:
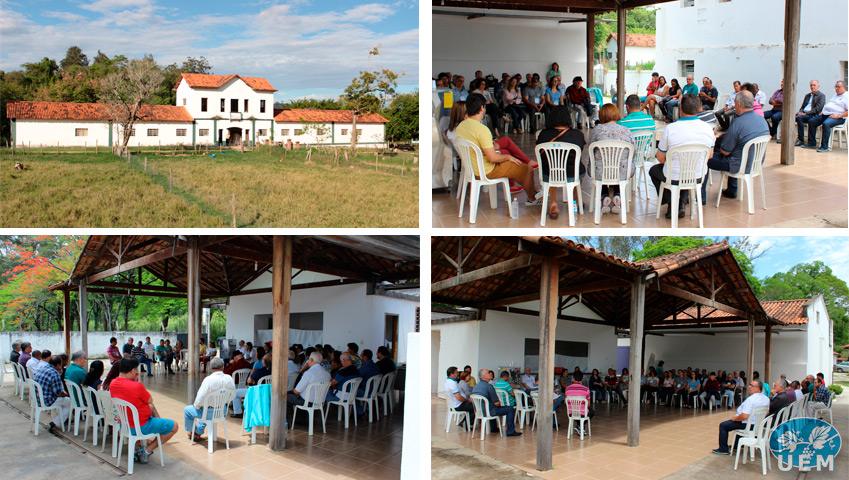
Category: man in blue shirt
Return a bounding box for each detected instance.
[34,356,71,432]
[358,349,379,383]
[471,369,521,437]
[704,91,769,201]
[699,77,719,111]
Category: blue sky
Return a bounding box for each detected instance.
[745,236,849,282]
[0,0,418,101]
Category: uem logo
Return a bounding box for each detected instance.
[769,417,842,471]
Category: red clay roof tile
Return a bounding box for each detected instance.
[274,109,388,123]
[178,73,277,92]
[6,101,193,122]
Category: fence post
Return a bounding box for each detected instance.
[231,193,237,228]
[144,157,148,172]
[169,167,173,192]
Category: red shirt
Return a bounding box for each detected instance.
[109,377,152,427]
[223,358,251,375]
[647,80,659,95]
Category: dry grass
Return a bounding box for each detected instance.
[0,147,418,227]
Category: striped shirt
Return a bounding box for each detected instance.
[34,364,64,407]
[618,111,655,133]
[564,382,590,415]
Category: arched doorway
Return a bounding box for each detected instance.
[226,127,242,146]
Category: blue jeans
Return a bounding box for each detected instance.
[665,99,680,119]
[809,115,846,149]
[553,395,565,412]
[183,405,215,435]
[796,113,819,145]
[489,405,517,434]
[764,109,782,137]
[137,357,153,376]
[718,419,745,452]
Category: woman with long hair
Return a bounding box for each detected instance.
[662,78,682,122]
[502,76,526,134]
[646,75,668,118]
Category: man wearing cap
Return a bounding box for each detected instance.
[183,357,235,440]
[565,76,596,129]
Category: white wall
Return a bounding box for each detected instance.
[655,0,848,106]
[276,122,385,145]
[13,120,197,148]
[176,77,275,121]
[805,296,833,385]
[226,282,418,363]
[0,331,177,360]
[433,14,586,84]
[644,329,808,383]
[431,320,480,393]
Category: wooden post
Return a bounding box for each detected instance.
[186,237,201,403]
[764,322,772,383]
[616,5,626,112]
[627,275,646,447]
[63,290,72,355]
[780,0,800,165]
[746,317,755,393]
[269,236,293,451]
[79,280,88,355]
[231,194,237,228]
[536,256,559,471]
[586,13,595,87]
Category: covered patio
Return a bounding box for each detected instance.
[431,236,777,472]
[29,235,421,478]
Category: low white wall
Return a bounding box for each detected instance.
[276,122,385,145]
[0,331,178,360]
[431,320,480,393]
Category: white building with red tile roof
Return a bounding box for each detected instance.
[7,72,388,148]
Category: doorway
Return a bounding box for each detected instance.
[384,313,399,360]
[226,127,241,146]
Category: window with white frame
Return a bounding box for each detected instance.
[257,129,267,136]
[129,128,136,137]
[281,128,290,135]
[199,129,209,136]
[176,128,187,137]
[356,129,362,136]
[75,128,88,137]
[679,60,695,77]
[147,128,159,137]
[294,129,304,136]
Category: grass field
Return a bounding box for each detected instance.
[0,146,418,227]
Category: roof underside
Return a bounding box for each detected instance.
[54,236,419,297]
[432,0,675,14]
[432,237,770,330]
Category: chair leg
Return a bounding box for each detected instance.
[744,176,755,214]
[540,184,549,226]
[715,173,726,207]
[208,423,214,454]
[488,185,498,209]
[759,174,766,210]
[656,184,665,219]
[695,187,704,228]
[158,436,165,466]
[502,181,514,219]
[566,186,575,227]
[593,182,602,224]
[457,181,467,218]
[619,181,628,224]
[307,410,314,436]
[670,188,680,229]
[469,184,480,224]
[320,407,327,433]
[290,408,297,431]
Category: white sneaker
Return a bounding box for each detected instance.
[601,196,612,214]
[611,195,621,214]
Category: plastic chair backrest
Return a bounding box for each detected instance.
[738,135,771,176]
[360,374,382,399]
[535,142,582,185]
[26,366,35,379]
[495,389,511,407]
[30,380,46,408]
[378,371,396,395]
[200,388,235,422]
[338,377,362,402]
[514,389,531,410]
[756,414,774,440]
[258,375,271,385]
[12,362,22,382]
[470,394,491,418]
[65,379,87,409]
[302,382,330,407]
[632,130,656,167]
[233,368,251,389]
[85,386,100,415]
[111,398,145,437]
[566,396,588,418]
[97,390,119,426]
[665,144,711,185]
[454,138,491,182]
[588,140,634,182]
[748,405,769,429]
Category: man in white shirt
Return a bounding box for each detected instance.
[25,350,43,373]
[810,80,848,152]
[649,93,715,219]
[287,350,300,391]
[520,367,538,391]
[143,337,155,359]
[445,366,474,429]
[713,379,770,455]
[183,357,235,440]
[288,351,331,408]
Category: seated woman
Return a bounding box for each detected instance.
[619,367,630,399]
[589,103,636,215]
[534,106,586,219]
[646,76,669,118]
[501,76,527,134]
[544,76,565,112]
[641,367,660,403]
[588,369,606,402]
[741,82,765,116]
[662,79,682,122]
[686,371,701,408]
[660,370,675,406]
[604,368,626,404]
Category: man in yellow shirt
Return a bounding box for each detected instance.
[455,94,539,202]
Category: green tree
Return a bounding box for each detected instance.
[761,262,849,346]
[22,57,60,89]
[384,91,418,142]
[279,98,346,110]
[60,46,89,70]
[180,56,212,74]
[342,69,398,150]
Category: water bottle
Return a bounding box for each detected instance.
[511,198,518,219]
[572,200,578,214]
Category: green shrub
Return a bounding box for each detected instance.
[829,384,843,396]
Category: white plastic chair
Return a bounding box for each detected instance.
[232,368,251,389]
[83,386,103,445]
[828,121,846,149]
[535,142,584,227]
[377,371,397,416]
[569,104,591,130]
[714,135,769,215]
[11,362,24,399]
[735,413,774,475]
[444,396,470,433]
[112,398,165,475]
[257,375,272,385]
[656,143,710,228]
[326,377,362,429]
[630,130,656,199]
[291,382,331,436]
[565,396,591,439]
[190,388,235,453]
[513,390,535,429]
[470,394,504,440]
[812,393,833,423]
[588,140,634,225]
[65,380,89,436]
[530,391,558,431]
[29,380,64,436]
[454,138,516,223]
[96,390,121,456]
[178,349,189,371]
[356,374,382,423]
[730,405,769,456]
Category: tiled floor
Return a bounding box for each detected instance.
[2,372,402,479]
[431,394,848,480]
[433,124,848,228]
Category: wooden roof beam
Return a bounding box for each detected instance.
[431,254,539,292]
[658,283,747,318]
[85,245,188,284]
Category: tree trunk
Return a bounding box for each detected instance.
[350,112,358,153]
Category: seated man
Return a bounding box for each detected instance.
[64,350,88,407]
[618,94,656,133]
[705,91,769,200]
[699,372,721,409]
[110,358,178,464]
[522,74,546,131]
[232,354,271,417]
[357,349,379,394]
[805,377,832,417]
[326,352,361,403]
[795,80,827,147]
[494,371,517,407]
[34,355,71,433]
[764,80,784,139]
[456,93,539,204]
[131,341,154,377]
[287,352,331,409]
[805,81,848,152]
[721,371,738,408]
[649,93,715,218]
[471,369,521,437]
[790,380,804,401]
[716,81,741,130]
[520,367,538,391]
[564,76,596,129]
[699,77,719,111]
[604,368,626,404]
[769,380,793,416]
[445,367,474,429]
[184,357,235,439]
[223,350,251,376]
[376,346,396,374]
[712,379,770,455]
[564,371,594,419]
